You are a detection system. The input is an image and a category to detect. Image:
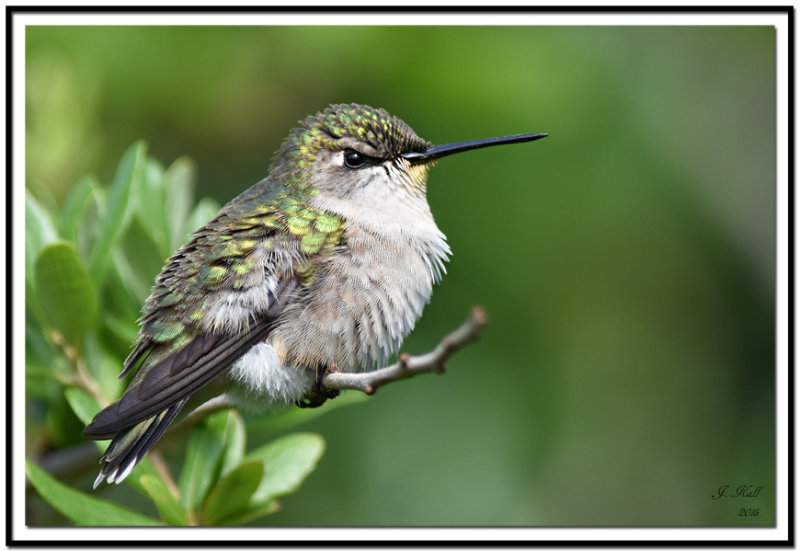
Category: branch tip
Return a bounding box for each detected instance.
[470,305,488,328]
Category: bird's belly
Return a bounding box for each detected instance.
[272,245,439,373]
[227,341,315,411]
[225,268,432,412]
[226,232,449,410]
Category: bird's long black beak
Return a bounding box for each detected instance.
[401,133,548,164]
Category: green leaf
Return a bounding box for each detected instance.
[25,189,59,288]
[88,141,146,283]
[184,197,221,237]
[64,387,101,425]
[135,158,168,257]
[201,461,263,526]
[139,474,188,526]
[164,157,195,251]
[59,176,98,243]
[26,461,161,526]
[217,499,281,526]
[64,388,106,453]
[177,413,227,511]
[75,186,103,266]
[244,432,326,504]
[116,216,167,302]
[81,331,123,401]
[34,242,98,345]
[123,457,162,498]
[216,409,246,477]
[105,250,149,319]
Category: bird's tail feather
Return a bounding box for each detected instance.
[92,397,188,489]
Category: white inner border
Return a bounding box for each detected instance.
[7,5,790,545]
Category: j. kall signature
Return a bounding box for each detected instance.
[711,485,764,500]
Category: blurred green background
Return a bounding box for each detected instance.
[25,25,775,526]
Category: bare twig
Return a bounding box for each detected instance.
[147,450,180,501]
[320,306,488,395]
[169,394,232,436]
[49,329,108,407]
[75,356,108,407]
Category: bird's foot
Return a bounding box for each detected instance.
[295,364,340,409]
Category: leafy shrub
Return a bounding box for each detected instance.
[25,142,362,526]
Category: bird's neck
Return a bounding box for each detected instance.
[309,185,441,244]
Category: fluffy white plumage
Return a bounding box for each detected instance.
[228,342,315,411]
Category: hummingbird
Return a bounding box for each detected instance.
[83,103,547,487]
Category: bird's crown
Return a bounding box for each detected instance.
[277,103,430,169]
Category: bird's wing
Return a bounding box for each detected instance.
[82,183,345,485]
[82,277,298,439]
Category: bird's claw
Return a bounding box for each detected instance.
[295,364,340,408]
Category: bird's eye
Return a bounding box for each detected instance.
[343,149,366,169]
